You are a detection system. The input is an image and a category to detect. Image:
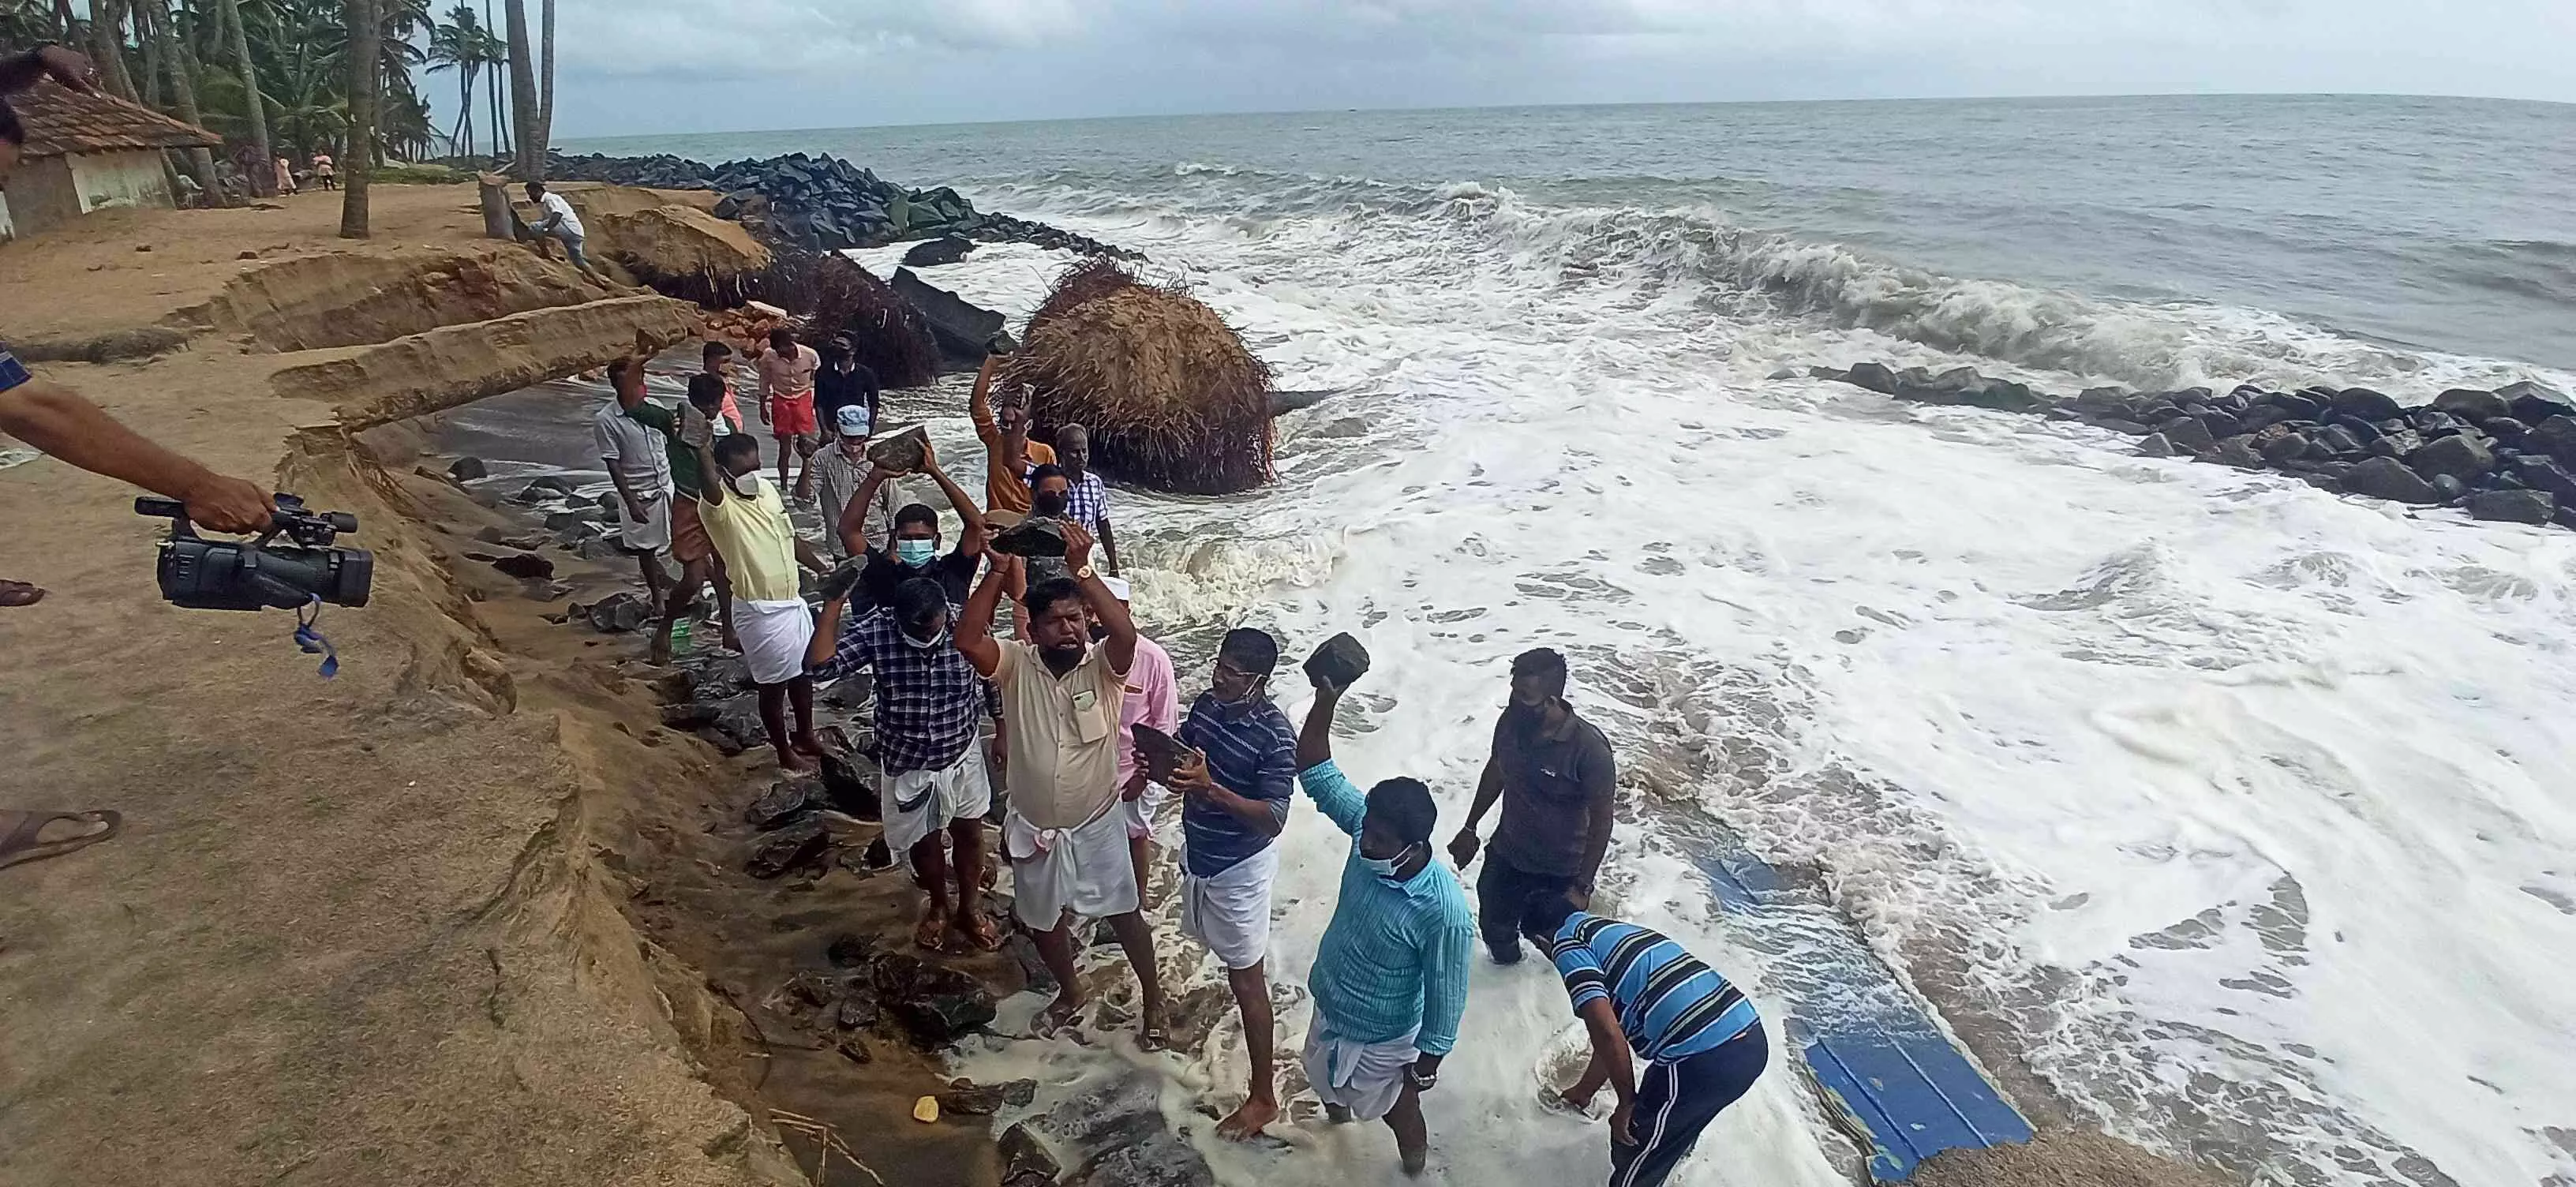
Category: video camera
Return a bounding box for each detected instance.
[137,494,373,611]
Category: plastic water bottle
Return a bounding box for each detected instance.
[669,615,695,657]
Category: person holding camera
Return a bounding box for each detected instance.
[0,45,280,867]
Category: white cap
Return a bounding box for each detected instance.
[1100,575,1132,603]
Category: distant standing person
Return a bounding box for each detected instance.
[805,574,1004,953]
[311,152,335,190]
[810,404,897,560]
[757,328,822,492]
[1447,647,1618,964]
[701,341,746,428]
[1100,577,1179,905]
[653,372,744,665]
[692,427,833,772]
[1053,423,1122,575]
[524,180,595,277]
[955,524,1167,1046]
[1294,666,1474,1177]
[812,334,881,439]
[1168,627,1299,1139]
[1523,894,1768,1187]
[274,155,296,194]
[593,354,676,612]
[968,355,1054,515]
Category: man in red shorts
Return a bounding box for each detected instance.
[754,328,822,490]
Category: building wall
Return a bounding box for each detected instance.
[0,156,84,237]
[69,150,174,215]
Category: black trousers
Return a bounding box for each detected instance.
[1609,1024,1769,1187]
[1474,852,1576,960]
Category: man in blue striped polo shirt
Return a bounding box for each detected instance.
[1525,895,1769,1187]
[1293,661,1474,1175]
[1169,627,1300,1140]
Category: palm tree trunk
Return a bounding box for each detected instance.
[90,0,140,101]
[340,0,378,238]
[533,0,552,178]
[217,0,273,196]
[501,0,537,178]
[140,0,220,204]
[136,4,165,107]
[451,65,473,159]
[51,0,76,43]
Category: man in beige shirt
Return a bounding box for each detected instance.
[958,521,1168,1046]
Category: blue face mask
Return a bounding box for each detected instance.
[1359,843,1419,883]
[895,538,937,566]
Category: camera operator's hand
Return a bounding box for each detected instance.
[30,47,98,92]
[183,474,278,535]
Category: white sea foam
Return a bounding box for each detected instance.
[911,188,2576,1187]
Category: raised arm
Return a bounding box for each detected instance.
[956,552,1018,678]
[918,440,987,559]
[1297,679,1345,770]
[969,356,1001,444]
[838,466,894,554]
[1061,521,1133,675]
[692,438,728,507]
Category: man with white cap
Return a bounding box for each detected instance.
[809,403,900,560]
[1090,576,1180,902]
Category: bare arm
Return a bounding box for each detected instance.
[1447,747,1506,867]
[1575,766,1616,901]
[794,536,830,574]
[1567,998,1640,1144]
[969,357,1000,444]
[1170,751,1288,837]
[837,466,893,555]
[919,441,987,559]
[1061,522,1134,675]
[1297,680,1345,770]
[804,589,850,669]
[693,440,728,507]
[956,552,1017,678]
[0,47,94,95]
[1098,515,1121,576]
[0,376,274,533]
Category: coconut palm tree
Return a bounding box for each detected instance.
[214,0,273,193]
[424,4,480,156]
[339,0,375,236]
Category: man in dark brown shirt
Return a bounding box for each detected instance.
[1447,648,1619,964]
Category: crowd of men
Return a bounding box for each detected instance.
[589,337,1772,1185]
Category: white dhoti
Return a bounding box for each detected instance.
[882,746,992,854]
[1121,781,1170,841]
[1303,1013,1421,1122]
[1003,801,1137,930]
[616,489,673,554]
[732,597,814,684]
[1179,844,1279,971]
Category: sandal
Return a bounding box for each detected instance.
[959,912,1005,953]
[0,810,121,871]
[1138,1023,1171,1053]
[915,914,957,953]
[0,580,45,608]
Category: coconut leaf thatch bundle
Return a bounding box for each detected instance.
[1001,261,1275,495]
[747,249,940,388]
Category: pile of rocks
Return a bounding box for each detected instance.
[538,149,1138,259]
[1822,362,2576,530]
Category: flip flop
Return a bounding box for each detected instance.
[0,810,121,871]
[0,580,46,608]
[1138,1023,1171,1053]
[914,915,957,953]
[960,912,1005,953]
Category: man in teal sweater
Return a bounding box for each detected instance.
[1294,668,1477,1175]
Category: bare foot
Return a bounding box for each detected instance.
[957,911,1004,953]
[1400,1141,1428,1176]
[1216,1095,1280,1141]
[913,909,953,953]
[1035,994,1084,1038]
[792,732,826,758]
[777,749,818,773]
[721,630,743,653]
[648,635,672,665]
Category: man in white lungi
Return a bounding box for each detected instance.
[807,574,1003,953]
[593,354,676,611]
[1168,627,1298,1139]
[956,522,1168,1047]
[692,430,831,772]
[1291,664,1475,1176]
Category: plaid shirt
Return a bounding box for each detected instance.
[807,612,1001,774]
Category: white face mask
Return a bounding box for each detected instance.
[902,627,949,650]
[732,472,762,499]
[1360,843,1421,882]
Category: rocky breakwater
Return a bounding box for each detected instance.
[542,150,1139,260]
[1824,361,2576,530]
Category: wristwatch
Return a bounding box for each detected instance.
[1405,1067,1438,1092]
[1073,564,1097,582]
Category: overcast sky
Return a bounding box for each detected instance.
[494,0,2572,139]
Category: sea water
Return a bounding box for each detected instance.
[548,97,2576,1187]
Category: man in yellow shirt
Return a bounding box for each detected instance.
[957,522,1166,1046]
[692,430,833,772]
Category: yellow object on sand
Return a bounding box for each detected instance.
[912,1096,939,1124]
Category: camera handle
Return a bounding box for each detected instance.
[133,496,284,545]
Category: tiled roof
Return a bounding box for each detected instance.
[8,79,220,159]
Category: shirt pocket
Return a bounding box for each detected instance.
[1069,687,1111,745]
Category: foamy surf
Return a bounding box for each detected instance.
[875,168,2576,1187]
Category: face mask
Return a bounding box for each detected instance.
[902,627,949,650]
[732,472,762,499]
[1033,492,1069,518]
[895,539,938,566]
[1360,843,1419,882]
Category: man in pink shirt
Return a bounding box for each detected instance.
[1099,575,1181,902]
[754,328,822,489]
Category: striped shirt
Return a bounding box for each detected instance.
[1063,470,1109,532]
[1177,692,1297,878]
[1548,913,1759,1064]
[1299,761,1476,1056]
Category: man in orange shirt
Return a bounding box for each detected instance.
[968,355,1054,514]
